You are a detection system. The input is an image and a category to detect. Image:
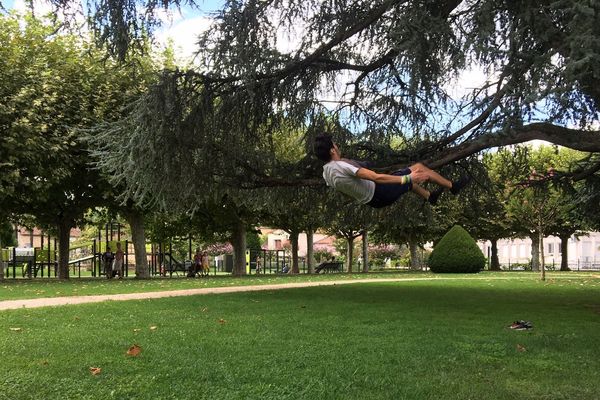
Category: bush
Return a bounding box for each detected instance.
[429,225,485,273]
[314,249,336,263]
[368,244,403,268]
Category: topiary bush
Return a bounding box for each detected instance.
[429,225,485,273]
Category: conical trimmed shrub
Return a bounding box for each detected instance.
[429,225,485,273]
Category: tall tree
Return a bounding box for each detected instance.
[0,13,161,278]
[503,145,588,278]
[83,1,599,231]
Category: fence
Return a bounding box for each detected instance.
[498,259,600,271]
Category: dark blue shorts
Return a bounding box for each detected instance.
[366,168,412,208]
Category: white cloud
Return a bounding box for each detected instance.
[155,15,214,63]
[12,0,88,30]
[445,66,493,100]
[12,0,53,15]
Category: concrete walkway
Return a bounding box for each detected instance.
[4,273,586,311]
[0,278,441,311]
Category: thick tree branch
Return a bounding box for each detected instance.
[572,160,600,181]
[240,123,600,188]
[423,123,600,170]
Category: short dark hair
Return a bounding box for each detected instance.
[314,134,334,162]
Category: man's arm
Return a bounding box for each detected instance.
[356,168,411,185]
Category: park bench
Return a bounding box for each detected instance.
[163,260,193,277]
[315,261,343,274]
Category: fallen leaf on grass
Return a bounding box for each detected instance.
[89,367,102,375]
[40,360,49,366]
[517,344,527,352]
[218,319,227,324]
[9,327,22,332]
[201,307,208,312]
[133,328,141,333]
[126,344,142,357]
[149,326,157,331]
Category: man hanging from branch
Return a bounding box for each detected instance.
[314,134,470,208]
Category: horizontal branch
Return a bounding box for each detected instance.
[424,123,600,170]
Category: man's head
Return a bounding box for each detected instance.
[314,134,337,162]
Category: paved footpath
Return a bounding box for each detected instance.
[0,278,457,311]
[4,274,567,311]
[1,274,595,311]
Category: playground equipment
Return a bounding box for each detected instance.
[148,239,193,277]
[1,231,59,278]
[92,222,130,277]
[246,249,305,274]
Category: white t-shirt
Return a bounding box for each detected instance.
[322,160,375,204]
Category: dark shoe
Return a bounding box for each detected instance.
[450,176,471,195]
[428,188,443,205]
[509,320,533,330]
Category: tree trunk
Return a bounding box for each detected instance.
[362,230,369,273]
[346,236,354,273]
[290,230,299,273]
[529,233,540,271]
[306,229,315,274]
[57,219,73,279]
[539,230,545,281]
[409,239,421,270]
[490,239,500,271]
[232,220,247,276]
[0,236,4,281]
[559,234,570,271]
[125,210,149,279]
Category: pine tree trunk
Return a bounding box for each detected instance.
[306,229,315,274]
[232,220,247,276]
[290,230,299,273]
[346,237,354,273]
[362,230,369,273]
[57,219,73,279]
[530,233,540,271]
[409,239,420,270]
[125,210,149,279]
[559,235,570,271]
[490,239,500,271]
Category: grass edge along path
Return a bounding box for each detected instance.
[1,272,598,310]
[0,278,442,310]
[0,274,577,311]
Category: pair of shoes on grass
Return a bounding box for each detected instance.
[428,176,471,205]
[509,320,533,330]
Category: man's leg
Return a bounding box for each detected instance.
[411,183,430,200]
[409,163,452,188]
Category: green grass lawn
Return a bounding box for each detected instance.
[0,270,598,302]
[0,271,440,301]
[1,275,599,399]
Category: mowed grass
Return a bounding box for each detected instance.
[0,271,438,301]
[2,271,598,301]
[1,277,600,400]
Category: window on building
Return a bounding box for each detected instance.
[274,239,282,250]
[547,243,554,254]
[519,244,527,258]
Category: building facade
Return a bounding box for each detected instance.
[479,232,600,269]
